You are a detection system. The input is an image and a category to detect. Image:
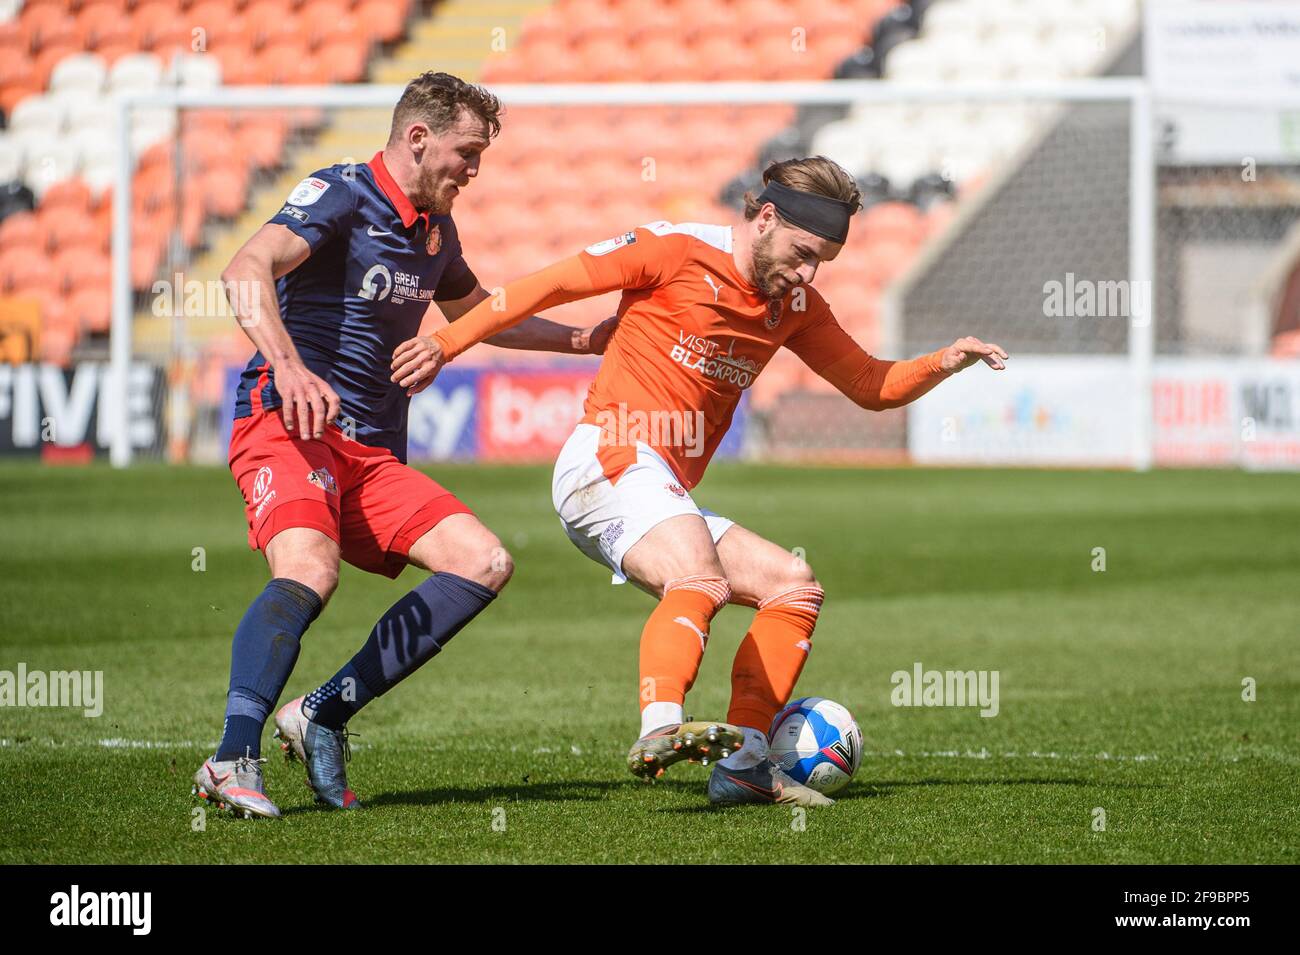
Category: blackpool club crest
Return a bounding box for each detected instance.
[425,223,442,255]
[765,298,783,330]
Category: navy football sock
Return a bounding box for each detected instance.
[304,573,496,730]
[215,578,323,761]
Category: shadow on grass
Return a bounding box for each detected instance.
[302,777,633,812]
[281,773,1163,816]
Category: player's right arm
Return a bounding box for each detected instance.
[396,226,689,392]
[222,223,341,440]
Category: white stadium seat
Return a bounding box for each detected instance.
[883,37,945,82]
[9,95,66,135]
[920,1,987,43]
[109,54,165,94]
[0,135,23,184]
[809,119,871,177]
[63,96,116,135]
[49,54,108,95]
[170,53,223,89]
[80,152,117,197]
[924,31,985,82]
[23,139,79,197]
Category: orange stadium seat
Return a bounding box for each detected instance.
[33,43,86,88]
[69,285,112,335]
[624,6,680,46]
[202,167,251,219]
[211,46,258,85]
[131,1,176,47]
[633,37,705,82]
[9,260,61,300]
[354,0,409,44]
[734,0,799,44]
[40,180,94,217]
[181,201,207,249]
[574,36,631,83]
[680,4,737,46]
[190,2,248,51]
[317,37,370,83]
[0,19,26,59]
[305,2,356,48]
[130,241,164,291]
[0,208,42,248]
[861,201,925,246]
[61,244,111,293]
[0,247,47,293]
[0,43,37,87]
[48,213,111,256]
[22,5,78,53]
[685,35,753,83]
[78,5,134,51]
[40,323,78,366]
[518,7,569,47]
[858,238,915,291]
[231,120,285,170]
[245,1,300,51]
[517,40,588,83]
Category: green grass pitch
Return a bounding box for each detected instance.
[1,461,1297,864]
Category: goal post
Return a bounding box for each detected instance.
[107,78,1230,470]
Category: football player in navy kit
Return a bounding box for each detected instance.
[192,73,613,817]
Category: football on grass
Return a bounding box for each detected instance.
[768,697,863,795]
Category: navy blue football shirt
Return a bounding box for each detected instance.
[233,152,478,462]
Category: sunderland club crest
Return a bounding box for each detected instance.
[425,223,442,255]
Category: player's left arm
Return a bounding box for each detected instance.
[785,297,1008,410]
[433,283,618,355]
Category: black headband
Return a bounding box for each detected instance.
[756,179,855,244]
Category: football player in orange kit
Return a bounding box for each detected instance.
[392,157,1008,806]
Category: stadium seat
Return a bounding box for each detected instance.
[109,53,165,93]
[0,135,24,185]
[317,37,371,83]
[9,94,64,134]
[0,210,40,254]
[70,285,112,335]
[861,201,925,246]
[354,0,409,44]
[48,53,108,95]
[79,5,135,52]
[40,179,93,218]
[22,5,78,53]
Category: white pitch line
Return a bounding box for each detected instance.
[0,740,1260,764]
[868,748,1169,762]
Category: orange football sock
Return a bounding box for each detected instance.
[727,584,825,732]
[638,575,731,714]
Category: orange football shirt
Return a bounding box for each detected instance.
[435,221,950,488]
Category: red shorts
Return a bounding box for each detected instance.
[228,409,473,579]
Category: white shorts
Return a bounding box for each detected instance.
[552,423,734,584]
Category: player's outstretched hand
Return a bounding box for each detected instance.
[581,315,620,355]
[275,363,340,440]
[390,335,446,396]
[940,336,1009,373]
